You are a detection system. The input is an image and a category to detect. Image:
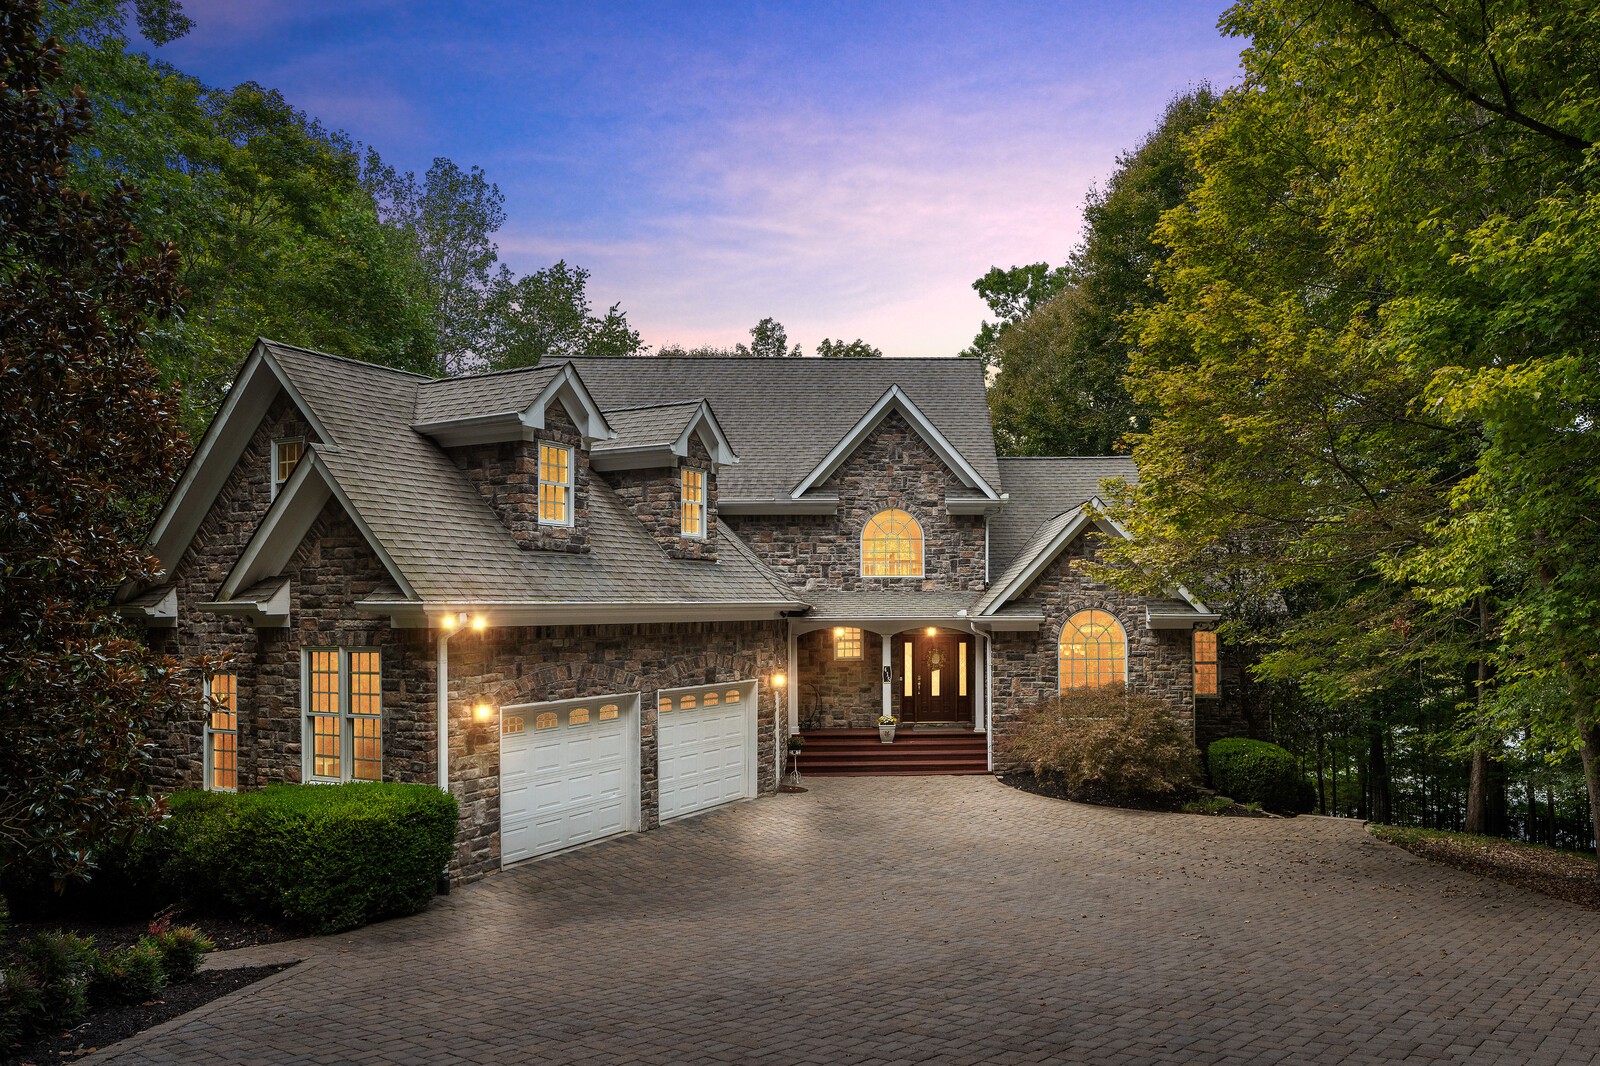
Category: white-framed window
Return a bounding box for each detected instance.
[1194,630,1220,698]
[205,672,238,792]
[303,648,383,782]
[681,467,706,538]
[862,508,924,578]
[538,442,574,526]
[833,626,863,660]
[271,438,304,498]
[1059,609,1127,692]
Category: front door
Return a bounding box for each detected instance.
[908,633,966,723]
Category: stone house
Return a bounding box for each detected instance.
[122,339,1239,881]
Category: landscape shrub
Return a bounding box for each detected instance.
[0,966,43,1049]
[1207,738,1315,814]
[144,920,214,983]
[997,688,1201,806]
[91,938,166,1006]
[164,783,458,934]
[15,931,96,1030]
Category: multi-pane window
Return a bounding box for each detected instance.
[861,508,924,577]
[1059,609,1127,691]
[272,439,304,496]
[538,443,574,525]
[1194,630,1220,698]
[681,468,706,538]
[834,627,863,660]
[303,649,383,782]
[205,673,238,791]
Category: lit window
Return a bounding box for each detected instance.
[569,707,590,725]
[272,439,304,497]
[959,641,968,697]
[1059,610,1127,691]
[598,704,619,721]
[679,694,697,710]
[903,641,913,697]
[834,627,863,660]
[538,443,574,526]
[1194,630,1219,698]
[681,468,706,538]
[536,712,559,729]
[502,716,526,735]
[862,509,923,577]
[206,673,238,791]
[302,648,383,782]
[657,696,672,714]
[703,691,719,707]
[724,689,741,703]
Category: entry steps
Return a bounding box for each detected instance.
[793,728,989,776]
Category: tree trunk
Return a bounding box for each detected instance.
[1577,714,1600,880]
[1367,724,1391,824]
[1466,747,1492,835]
[1546,781,1557,847]
[1465,595,1497,835]
[1315,731,1327,816]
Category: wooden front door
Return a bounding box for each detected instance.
[905,633,968,724]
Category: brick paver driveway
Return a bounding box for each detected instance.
[92,777,1600,1065]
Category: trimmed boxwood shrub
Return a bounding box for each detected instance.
[163,783,458,934]
[1207,738,1315,814]
[91,938,166,1005]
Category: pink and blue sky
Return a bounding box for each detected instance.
[147,1,1243,357]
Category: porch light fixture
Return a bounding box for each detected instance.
[926,627,937,637]
[466,701,496,755]
[772,670,787,689]
[471,614,487,631]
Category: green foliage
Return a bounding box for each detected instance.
[960,262,1070,370]
[91,937,166,1006]
[0,0,205,885]
[477,260,644,370]
[735,316,802,358]
[15,932,97,1031]
[161,784,457,934]
[1207,739,1313,814]
[144,918,213,982]
[997,688,1200,805]
[816,337,882,359]
[984,88,1216,457]
[0,966,42,1049]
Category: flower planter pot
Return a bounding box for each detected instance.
[879,725,896,744]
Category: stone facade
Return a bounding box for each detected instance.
[600,435,719,561]
[723,411,987,591]
[987,533,1198,755]
[449,401,591,553]
[797,628,883,729]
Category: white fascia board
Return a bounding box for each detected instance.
[789,386,999,500]
[975,507,1093,616]
[117,587,177,627]
[362,599,806,629]
[147,340,336,573]
[200,579,291,628]
[411,411,524,447]
[677,401,740,467]
[947,497,1003,515]
[587,445,678,472]
[972,614,1046,633]
[521,364,616,445]
[1146,607,1221,630]
[717,496,840,516]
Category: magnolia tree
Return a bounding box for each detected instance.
[0,0,202,885]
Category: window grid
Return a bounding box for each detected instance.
[304,649,383,782]
[681,468,706,538]
[569,708,590,725]
[598,704,619,721]
[1059,610,1127,691]
[538,443,573,525]
[1194,630,1220,698]
[273,439,304,492]
[207,673,238,791]
[833,627,863,660]
[862,509,924,577]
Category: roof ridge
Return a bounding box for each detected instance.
[418,363,563,386]
[260,338,435,380]
[602,399,706,413]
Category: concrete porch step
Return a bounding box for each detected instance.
[793,729,989,776]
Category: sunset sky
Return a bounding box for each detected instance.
[146,1,1243,357]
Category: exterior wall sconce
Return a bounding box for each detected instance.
[771,670,787,690]
[466,701,496,754]
[926,627,937,637]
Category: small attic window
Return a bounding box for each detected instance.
[272,439,304,497]
[681,468,706,538]
[538,443,574,526]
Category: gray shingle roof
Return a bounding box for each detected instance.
[551,356,1001,501]
[592,402,704,453]
[412,365,563,425]
[802,589,981,620]
[974,507,1085,615]
[988,457,1136,576]
[262,341,799,610]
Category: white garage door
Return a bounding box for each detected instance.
[500,696,638,866]
[657,681,757,821]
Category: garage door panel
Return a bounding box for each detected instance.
[659,682,755,821]
[501,699,636,866]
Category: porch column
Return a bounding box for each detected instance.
[973,633,986,733]
[787,627,799,733]
[881,631,893,721]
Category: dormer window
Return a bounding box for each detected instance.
[681,468,706,538]
[538,443,574,526]
[272,438,304,497]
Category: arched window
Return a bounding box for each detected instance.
[1059,609,1126,691]
[861,509,924,577]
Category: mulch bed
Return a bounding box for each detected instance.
[997,772,1269,817]
[1,912,295,957]
[1,963,293,1066]
[1369,825,1600,911]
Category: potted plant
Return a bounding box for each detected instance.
[787,735,805,762]
[878,714,897,744]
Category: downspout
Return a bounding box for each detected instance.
[437,627,454,794]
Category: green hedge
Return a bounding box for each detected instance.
[162,783,458,934]
[1207,738,1315,814]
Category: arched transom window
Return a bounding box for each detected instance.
[861,509,924,577]
[1059,609,1126,691]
